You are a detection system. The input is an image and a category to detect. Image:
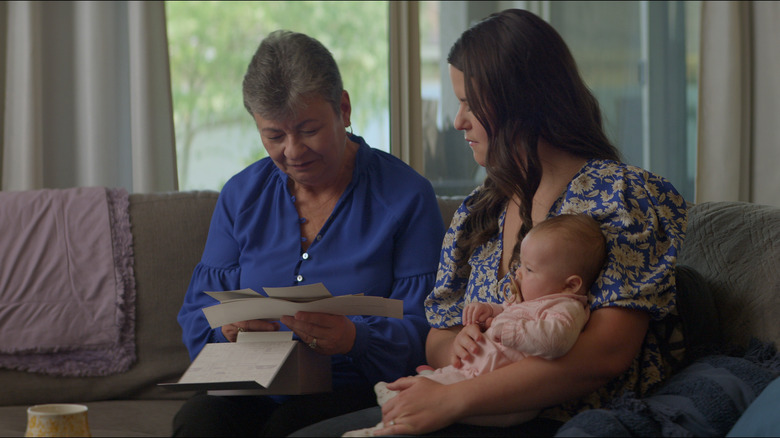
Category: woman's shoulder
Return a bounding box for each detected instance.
[570,159,687,206]
[358,142,430,189]
[575,159,652,183]
[558,158,688,237]
[578,159,680,190]
[354,137,438,203]
[218,157,282,206]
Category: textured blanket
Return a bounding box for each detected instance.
[556,340,780,437]
[0,187,136,376]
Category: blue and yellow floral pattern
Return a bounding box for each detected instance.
[425,159,689,420]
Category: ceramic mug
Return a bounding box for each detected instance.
[25,404,91,437]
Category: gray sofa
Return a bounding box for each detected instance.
[0,191,777,436]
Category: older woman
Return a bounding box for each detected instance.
[173,30,445,436]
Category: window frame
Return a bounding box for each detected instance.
[389,1,423,174]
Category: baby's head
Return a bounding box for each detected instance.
[508,214,606,302]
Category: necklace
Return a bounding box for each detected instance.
[290,141,357,248]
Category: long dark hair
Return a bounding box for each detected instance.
[447,9,620,267]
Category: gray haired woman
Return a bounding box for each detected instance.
[174,30,445,437]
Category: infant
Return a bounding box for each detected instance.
[344,213,607,436]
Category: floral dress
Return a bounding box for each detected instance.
[425,159,689,421]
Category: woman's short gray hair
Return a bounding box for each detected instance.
[242,30,343,121]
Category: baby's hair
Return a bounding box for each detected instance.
[506,214,607,300]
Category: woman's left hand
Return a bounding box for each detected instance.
[377,377,461,436]
[280,311,356,355]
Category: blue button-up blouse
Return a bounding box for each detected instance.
[177,135,445,389]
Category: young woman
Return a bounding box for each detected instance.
[293,9,687,436]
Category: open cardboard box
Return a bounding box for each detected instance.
[160,332,331,395]
[163,283,399,395]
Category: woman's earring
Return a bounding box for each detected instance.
[347,124,353,135]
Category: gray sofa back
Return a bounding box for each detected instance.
[678,201,780,350]
[1,192,777,408]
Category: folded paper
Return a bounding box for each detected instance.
[201,283,403,328]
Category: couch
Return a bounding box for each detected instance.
[0,191,777,436]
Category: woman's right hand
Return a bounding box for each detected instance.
[221,319,280,342]
[380,376,463,436]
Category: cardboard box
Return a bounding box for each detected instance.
[162,284,395,395]
[160,333,331,395]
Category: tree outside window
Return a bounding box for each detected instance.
[166,1,389,191]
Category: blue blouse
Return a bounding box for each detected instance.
[425,159,688,420]
[178,135,445,389]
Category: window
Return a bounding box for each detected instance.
[419,1,699,200]
[168,1,699,201]
[166,1,389,191]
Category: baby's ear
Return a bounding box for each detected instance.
[563,275,583,294]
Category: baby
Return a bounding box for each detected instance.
[344,214,607,436]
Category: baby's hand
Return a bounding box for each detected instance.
[462,302,493,327]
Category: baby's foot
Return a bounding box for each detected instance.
[416,364,435,375]
[374,381,398,406]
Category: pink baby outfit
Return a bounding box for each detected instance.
[426,292,590,385]
[344,293,591,434]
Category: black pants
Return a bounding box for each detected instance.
[172,385,377,437]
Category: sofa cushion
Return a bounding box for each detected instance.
[126,191,219,399]
[674,264,722,360]
[678,202,780,349]
[436,195,464,229]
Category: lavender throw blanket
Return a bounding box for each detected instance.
[0,187,136,376]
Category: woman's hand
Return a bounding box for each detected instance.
[281,311,356,355]
[377,377,462,436]
[222,319,280,342]
[411,307,651,435]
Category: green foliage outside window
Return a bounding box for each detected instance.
[166,1,388,190]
